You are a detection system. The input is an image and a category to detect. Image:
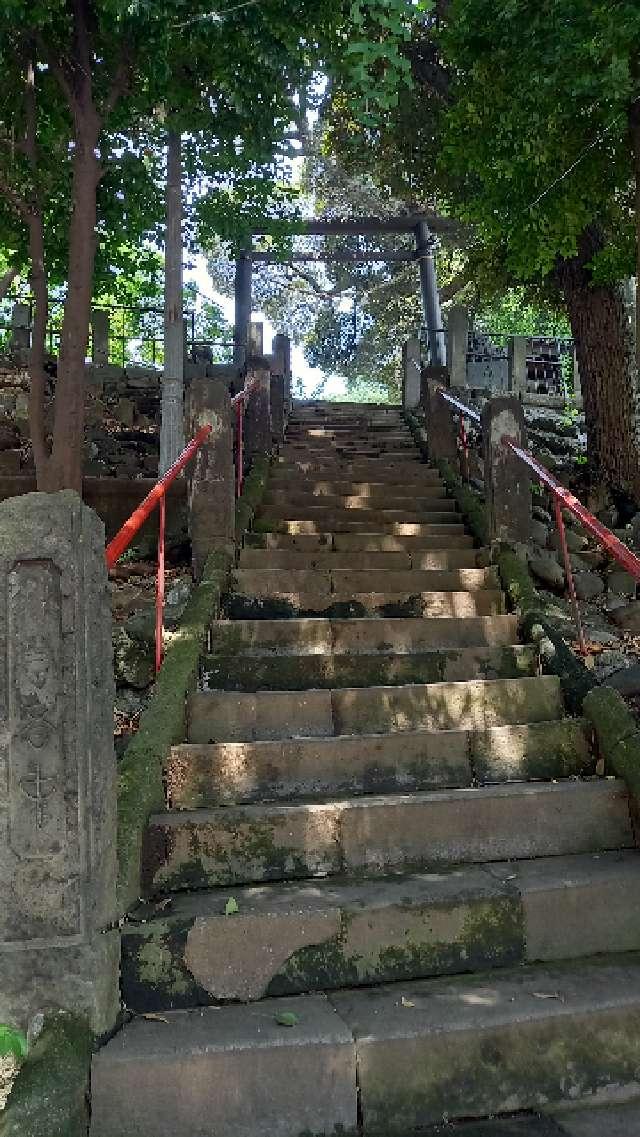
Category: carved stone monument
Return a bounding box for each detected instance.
[482,396,531,544]
[187,378,235,577]
[0,491,119,1034]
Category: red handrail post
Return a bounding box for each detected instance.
[553,495,587,655]
[155,491,166,673]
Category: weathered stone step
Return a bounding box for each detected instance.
[266,478,445,497]
[232,567,497,599]
[209,615,519,654]
[331,955,640,1131]
[279,446,417,461]
[227,588,504,620]
[121,852,640,1012]
[264,519,467,535]
[332,531,475,550]
[168,719,592,807]
[274,459,435,480]
[90,993,357,1137]
[200,644,537,692]
[245,530,474,551]
[263,491,455,512]
[271,463,442,483]
[143,780,631,892]
[121,866,523,1011]
[239,547,483,570]
[188,675,562,743]
[259,509,459,528]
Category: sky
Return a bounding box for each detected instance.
[188,255,349,399]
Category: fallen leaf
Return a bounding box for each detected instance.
[225,897,239,916]
[275,1011,298,1027]
[583,654,595,671]
[140,1013,170,1023]
[531,992,563,1002]
[401,996,415,1008]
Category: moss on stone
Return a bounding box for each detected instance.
[0,1013,92,1137]
[583,686,640,800]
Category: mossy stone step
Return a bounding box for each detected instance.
[121,866,524,1011]
[226,588,504,620]
[167,719,592,807]
[188,675,564,743]
[331,954,640,1131]
[232,566,497,598]
[121,851,640,1012]
[263,491,455,511]
[271,463,442,482]
[266,519,467,535]
[259,508,459,527]
[200,644,537,692]
[244,531,475,551]
[208,615,519,655]
[238,547,483,569]
[143,781,632,892]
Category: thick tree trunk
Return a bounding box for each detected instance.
[27,213,51,483]
[555,227,640,500]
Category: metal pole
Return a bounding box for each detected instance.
[160,129,185,475]
[233,249,252,367]
[415,221,446,367]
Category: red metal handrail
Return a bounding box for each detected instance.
[437,388,640,653]
[106,377,259,672]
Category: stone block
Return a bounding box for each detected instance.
[187,687,333,743]
[0,450,21,474]
[91,996,357,1137]
[331,958,640,1129]
[551,1101,640,1136]
[0,492,118,1033]
[482,396,531,543]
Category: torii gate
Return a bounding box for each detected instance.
[232,212,461,370]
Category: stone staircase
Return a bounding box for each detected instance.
[92,401,640,1137]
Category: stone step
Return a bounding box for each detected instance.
[238,547,484,570]
[263,491,456,512]
[332,531,475,550]
[245,532,476,551]
[200,644,538,691]
[279,447,417,461]
[121,852,640,1012]
[259,509,460,527]
[232,567,497,599]
[167,719,592,807]
[266,478,445,497]
[188,675,562,743]
[90,994,358,1137]
[226,589,504,620]
[285,431,414,443]
[274,460,437,480]
[143,780,631,892]
[331,955,640,1131]
[271,464,442,483]
[209,615,519,654]
[263,519,467,535]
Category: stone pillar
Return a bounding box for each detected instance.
[482,396,530,543]
[424,380,457,464]
[273,334,292,412]
[402,338,421,409]
[0,491,119,1035]
[91,310,110,366]
[448,306,469,388]
[249,322,264,357]
[159,377,185,476]
[233,250,252,367]
[10,303,31,355]
[187,379,235,576]
[508,336,527,399]
[244,365,271,466]
[270,373,286,445]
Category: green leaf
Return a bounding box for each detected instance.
[0,1024,28,1060]
[224,897,239,916]
[275,1011,299,1027]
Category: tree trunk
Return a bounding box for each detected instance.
[554,226,640,500]
[27,212,51,483]
[45,116,100,492]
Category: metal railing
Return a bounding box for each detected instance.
[439,389,640,654]
[105,378,258,672]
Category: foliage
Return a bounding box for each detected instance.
[0,1025,28,1062]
